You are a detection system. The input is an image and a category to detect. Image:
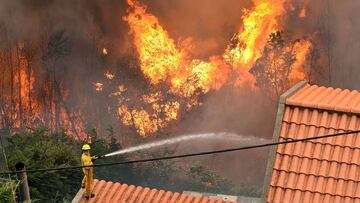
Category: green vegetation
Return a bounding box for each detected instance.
[0,180,18,203]
[1,127,259,202]
[5,128,82,202]
[186,164,235,194]
[135,160,260,197]
[3,127,132,202]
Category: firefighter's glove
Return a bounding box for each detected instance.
[91,156,98,162]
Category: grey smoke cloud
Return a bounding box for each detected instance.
[1,0,359,191]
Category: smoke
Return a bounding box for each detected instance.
[146,0,252,59]
[284,1,360,89]
[0,0,132,136]
[2,0,360,192]
[177,85,276,138]
[169,84,276,187]
[321,1,360,89]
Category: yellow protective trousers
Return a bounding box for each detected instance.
[81,153,94,197]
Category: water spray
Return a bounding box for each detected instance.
[97,132,269,159]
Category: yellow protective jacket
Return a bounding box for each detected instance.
[81,153,93,174]
[81,153,94,197]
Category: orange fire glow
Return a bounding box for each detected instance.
[299,1,307,18]
[0,0,315,138]
[102,48,108,55]
[105,71,115,80]
[123,0,230,95]
[224,0,285,85]
[118,0,233,136]
[289,39,312,84]
[94,82,104,91]
[0,44,87,139]
[102,0,312,137]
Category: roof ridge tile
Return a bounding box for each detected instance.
[335,90,358,112]
[286,84,360,113]
[350,94,360,113]
[301,86,324,108]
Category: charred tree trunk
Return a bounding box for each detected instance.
[54,80,81,140]
[325,0,332,85]
[54,70,60,133]
[9,48,14,128]
[0,51,4,127]
[16,45,23,128]
[45,70,52,130]
[27,60,32,117]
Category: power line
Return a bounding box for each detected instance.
[0,130,359,175]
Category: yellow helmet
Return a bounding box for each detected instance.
[82,144,91,151]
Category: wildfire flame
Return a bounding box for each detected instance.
[94,82,104,91]
[123,0,230,95]
[107,0,314,137]
[105,71,115,80]
[102,48,108,55]
[289,39,312,84]
[299,1,307,18]
[223,0,285,86]
[0,0,316,139]
[0,44,88,139]
[118,0,233,136]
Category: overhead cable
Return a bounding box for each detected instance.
[1,130,359,175]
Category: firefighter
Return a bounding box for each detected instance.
[81,144,97,199]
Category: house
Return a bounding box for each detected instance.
[72,179,260,203]
[262,81,360,203]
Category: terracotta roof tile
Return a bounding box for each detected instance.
[286,84,360,113]
[78,179,238,203]
[267,84,360,203]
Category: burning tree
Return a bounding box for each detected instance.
[95,54,215,138]
[0,0,321,138]
[250,31,315,97]
[0,25,89,139]
[89,0,322,137]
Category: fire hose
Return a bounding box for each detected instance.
[93,155,106,161]
[0,130,359,175]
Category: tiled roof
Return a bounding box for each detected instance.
[266,83,360,203]
[77,179,238,203]
[286,84,360,113]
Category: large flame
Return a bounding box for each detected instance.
[0,44,87,139]
[101,0,313,137]
[224,0,285,81]
[0,0,314,138]
[123,0,183,85]
[119,0,233,136]
[123,0,230,95]
[289,39,312,84]
[299,0,307,18]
